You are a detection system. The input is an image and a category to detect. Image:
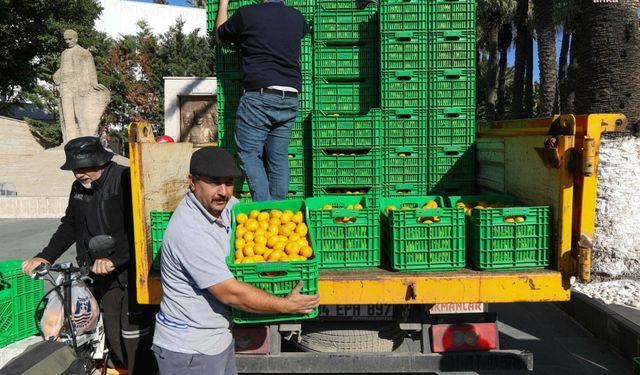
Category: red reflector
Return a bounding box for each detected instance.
[431,322,497,352]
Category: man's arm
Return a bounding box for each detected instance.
[209,278,319,315]
[215,0,230,43]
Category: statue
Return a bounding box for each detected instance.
[183,115,216,144]
[53,29,110,143]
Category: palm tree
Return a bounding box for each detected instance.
[477,0,516,121]
[511,0,530,118]
[496,21,513,118]
[574,0,640,132]
[554,0,579,113]
[532,0,556,117]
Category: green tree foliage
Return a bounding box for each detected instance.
[0,0,103,110]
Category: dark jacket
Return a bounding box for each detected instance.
[36,162,133,291]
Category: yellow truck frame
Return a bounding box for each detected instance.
[127,113,626,372]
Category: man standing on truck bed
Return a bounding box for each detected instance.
[21,136,157,374]
[216,0,309,201]
[152,147,319,375]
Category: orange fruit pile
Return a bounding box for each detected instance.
[233,209,313,264]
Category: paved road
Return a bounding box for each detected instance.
[0,219,633,374]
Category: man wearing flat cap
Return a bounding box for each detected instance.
[22,136,156,374]
[152,146,318,375]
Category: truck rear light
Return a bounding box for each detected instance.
[431,322,498,352]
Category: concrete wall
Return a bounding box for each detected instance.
[0,197,67,218]
[164,77,217,141]
[95,0,206,39]
[0,116,43,165]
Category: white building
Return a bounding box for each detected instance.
[94,0,207,39]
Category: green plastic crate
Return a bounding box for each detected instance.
[312,185,381,207]
[313,42,378,78]
[382,146,427,187]
[380,197,466,272]
[290,112,311,148]
[206,0,259,31]
[448,195,551,271]
[228,200,318,324]
[427,106,476,147]
[306,196,380,269]
[314,78,378,114]
[427,0,476,30]
[312,148,381,186]
[313,9,379,42]
[311,110,381,149]
[633,357,640,375]
[383,108,428,147]
[381,183,427,198]
[379,0,427,32]
[427,144,475,195]
[427,30,475,70]
[317,0,378,11]
[380,31,428,71]
[233,182,307,202]
[216,45,242,73]
[380,70,427,108]
[0,260,44,348]
[150,211,172,270]
[428,68,475,108]
[282,0,315,17]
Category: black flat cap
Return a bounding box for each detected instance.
[61,136,113,170]
[190,147,242,178]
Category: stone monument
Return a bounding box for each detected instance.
[53,29,110,143]
[183,115,216,144]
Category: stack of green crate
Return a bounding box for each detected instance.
[208,0,314,200]
[312,1,380,205]
[379,0,428,198]
[426,0,476,195]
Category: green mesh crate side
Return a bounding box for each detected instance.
[313,10,379,42]
[427,30,476,70]
[0,261,44,348]
[150,211,172,270]
[382,108,428,147]
[305,196,380,269]
[428,179,475,196]
[290,112,311,148]
[233,183,307,203]
[633,358,640,375]
[467,206,551,270]
[380,196,465,271]
[447,194,514,208]
[381,183,428,197]
[427,144,475,180]
[382,146,427,186]
[312,186,381,207]
[427,0,476,30]
[314,79,378,114]
[228,200,318,324]
[301,36,313,75]
[311,110,381,149]
[312,148,382,186]
[380,31,428,71]
[427,106,476,147]
[380,70,427,108]
[379,0,427,32]
[216,45,242,72]
[313,42,378,78]
[428,68,476,108]
[316,0,378,11]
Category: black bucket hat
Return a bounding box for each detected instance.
[190,147,242,178]
[60,136,114,170]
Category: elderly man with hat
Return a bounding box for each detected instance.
[22,136,157,374]
[152,147,318,375]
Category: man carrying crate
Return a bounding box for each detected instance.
[216,0,309,201]
[152,147,318,375]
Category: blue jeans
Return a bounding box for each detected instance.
[234,90,298,201]
[152,343,237,375]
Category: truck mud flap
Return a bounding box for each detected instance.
[236,350,533,373]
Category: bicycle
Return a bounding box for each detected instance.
[31,235,116,375]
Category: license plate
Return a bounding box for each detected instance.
[319,304,394,320]
[429,303,484,314]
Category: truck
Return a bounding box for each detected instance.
[126,112,627,373]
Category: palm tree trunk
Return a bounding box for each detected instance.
[533,0,557,117]
[565,30,577,113]
[485,25,500,121]
[524,34,534,118]
[497,23,512,119]
[574,0,640,132]
[512,0,529,118]
[556,26,570,113]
